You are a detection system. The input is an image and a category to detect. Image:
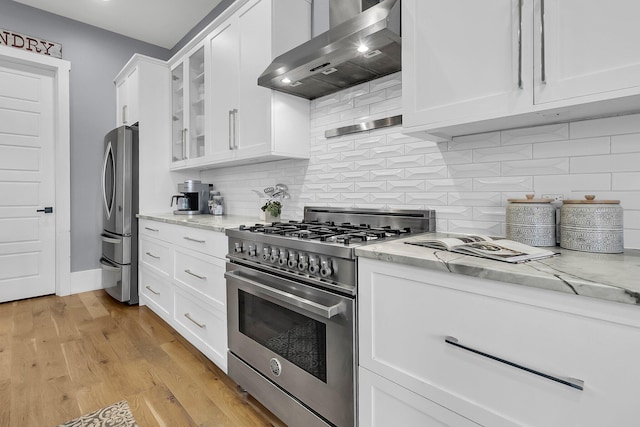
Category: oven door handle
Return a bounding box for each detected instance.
[225,271,344,319]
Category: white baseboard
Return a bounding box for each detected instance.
[69,268,102,295]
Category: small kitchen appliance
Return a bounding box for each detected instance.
[171,179,211,215]
[100,125,139,305]
[225,207,436,427]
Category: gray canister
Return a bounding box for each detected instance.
[506,194,556,246]
[560,195,623,253]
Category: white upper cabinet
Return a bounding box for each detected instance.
[208,19,237,164]
[115,65,140,126]
[534,0,640,104]
[114,55,173,214]
[170,43,207,168]
[172,0,311,170]
[402,0,640,140]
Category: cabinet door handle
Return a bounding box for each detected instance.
[145,251,160,259]
[232,108,239,149]
[144,227,159,232]
[184,269,207,280]
[183,128,188,159]
[517,0,523,89]
[228,110,234,150]
[183,236,206,244]
[145,285,160,295]
[540,0,547,83]
[184,312,206,328]
[444,336,584,390]
[122,105,128,124]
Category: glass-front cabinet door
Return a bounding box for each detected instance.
[188,46,206,160]
[171,62,185,163]
[170,44,207,167]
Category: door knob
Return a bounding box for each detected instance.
[36,207,53,213]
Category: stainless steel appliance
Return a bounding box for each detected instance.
[100,125,139,304]
[258,0,401,100]
[226,207,435,426]
[171,179,211,215]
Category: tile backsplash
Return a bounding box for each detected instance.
[201,72,640,249]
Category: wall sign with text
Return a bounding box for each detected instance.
[0,29,62,59]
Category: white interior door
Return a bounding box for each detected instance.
[0,59,56,302]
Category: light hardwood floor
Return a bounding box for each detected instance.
[0,290,286,426]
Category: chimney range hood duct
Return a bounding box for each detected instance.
[257,0,401,100]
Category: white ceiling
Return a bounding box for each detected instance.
[12,0,224,49]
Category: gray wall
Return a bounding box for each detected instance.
[0,0,170,272]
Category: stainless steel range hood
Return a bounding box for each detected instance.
[258,0,401,100]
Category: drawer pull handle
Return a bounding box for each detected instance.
[145,227,159,232]
[185,269,207,280]
[145,285,160,295]
[185,312,206,328]
[183,236,206,244]
[444,336,584,391]
[145,252,160,259]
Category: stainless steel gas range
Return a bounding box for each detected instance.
[225,207,435,427]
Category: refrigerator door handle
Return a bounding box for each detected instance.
[100,233,122,244]
[100,257,121,272]
[102,141,116,220]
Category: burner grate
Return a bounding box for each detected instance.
[238,221,413,245]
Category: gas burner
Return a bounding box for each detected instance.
[239,221,415,245]
[228,208,436,293]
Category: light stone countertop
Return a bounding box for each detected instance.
[355,232,640,307]
[137,215,640,307]
[137,212,265,233]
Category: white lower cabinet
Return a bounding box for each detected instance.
[138,219,228,372]
[174,288,228,369]
[358,257,640,427]
[139,264,173,321]
[174,247,226,311]
[359,367,480,427]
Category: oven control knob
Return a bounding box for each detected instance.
[248,244,257,257]
[320,259,333,278]
[270,248,280,263]
[234,242,243,253]
[308,256,320,274]
[287,253,298,268]
[262,247,270,261]
[297,255,308,271]
[278,250,288,266]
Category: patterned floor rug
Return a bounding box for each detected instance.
[57,400,137,427]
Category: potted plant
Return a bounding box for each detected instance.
[261,200,282,222]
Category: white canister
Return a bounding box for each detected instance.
[506,194,556,246]
[560,195,623,253]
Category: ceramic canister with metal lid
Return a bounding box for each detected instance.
[506,194,556,246]
[560,195,624,253]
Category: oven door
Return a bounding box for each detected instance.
[226,263,355,427]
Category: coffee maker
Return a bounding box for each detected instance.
[171,180,211,215]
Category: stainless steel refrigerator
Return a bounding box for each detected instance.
[100,125,138,304]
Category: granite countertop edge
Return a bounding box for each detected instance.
[355,233,640,307]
